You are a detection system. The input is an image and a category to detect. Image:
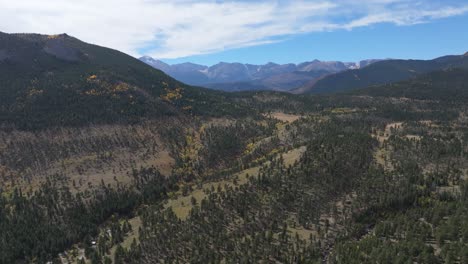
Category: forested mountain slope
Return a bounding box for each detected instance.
[118,68,468,263]
[353,68,468,102]
[0,33,254,263]
[297,53,468,94]
[0,32,249,129]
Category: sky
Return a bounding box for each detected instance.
[1,0,468,66]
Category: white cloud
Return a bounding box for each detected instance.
[0,0,467,58]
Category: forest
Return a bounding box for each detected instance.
[3,70,468,263]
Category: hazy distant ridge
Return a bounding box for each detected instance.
[140,56,383,92]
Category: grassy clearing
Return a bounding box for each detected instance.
[108,217,142,260]
[165,146,307,220]
[287,221,317,241]
[372,122,403,171]
[267,112,302,123]
[330,107,358,114]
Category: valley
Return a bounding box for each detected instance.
[0,31,467,264]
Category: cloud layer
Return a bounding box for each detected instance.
[0,0,467,58]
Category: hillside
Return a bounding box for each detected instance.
[1,32,468,264]
[0,32,248,129]
[297,53,468,94]
[353,68,468,102]
[103,68,468,263]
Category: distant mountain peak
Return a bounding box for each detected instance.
[139,56,171,72]
[139,55,386,91]
[464,52,468,57]
[178,62,202,66]
[139,55,164,63]
[140,55,154,60]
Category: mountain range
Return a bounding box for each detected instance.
[141,54,468,94]
[140,56,383,92]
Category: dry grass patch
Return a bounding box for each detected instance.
[0,122,177,194]
[108,217,142,260]
[267,112,302,123]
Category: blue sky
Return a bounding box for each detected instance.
[1,0,468,66]
[165,14,468,65]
